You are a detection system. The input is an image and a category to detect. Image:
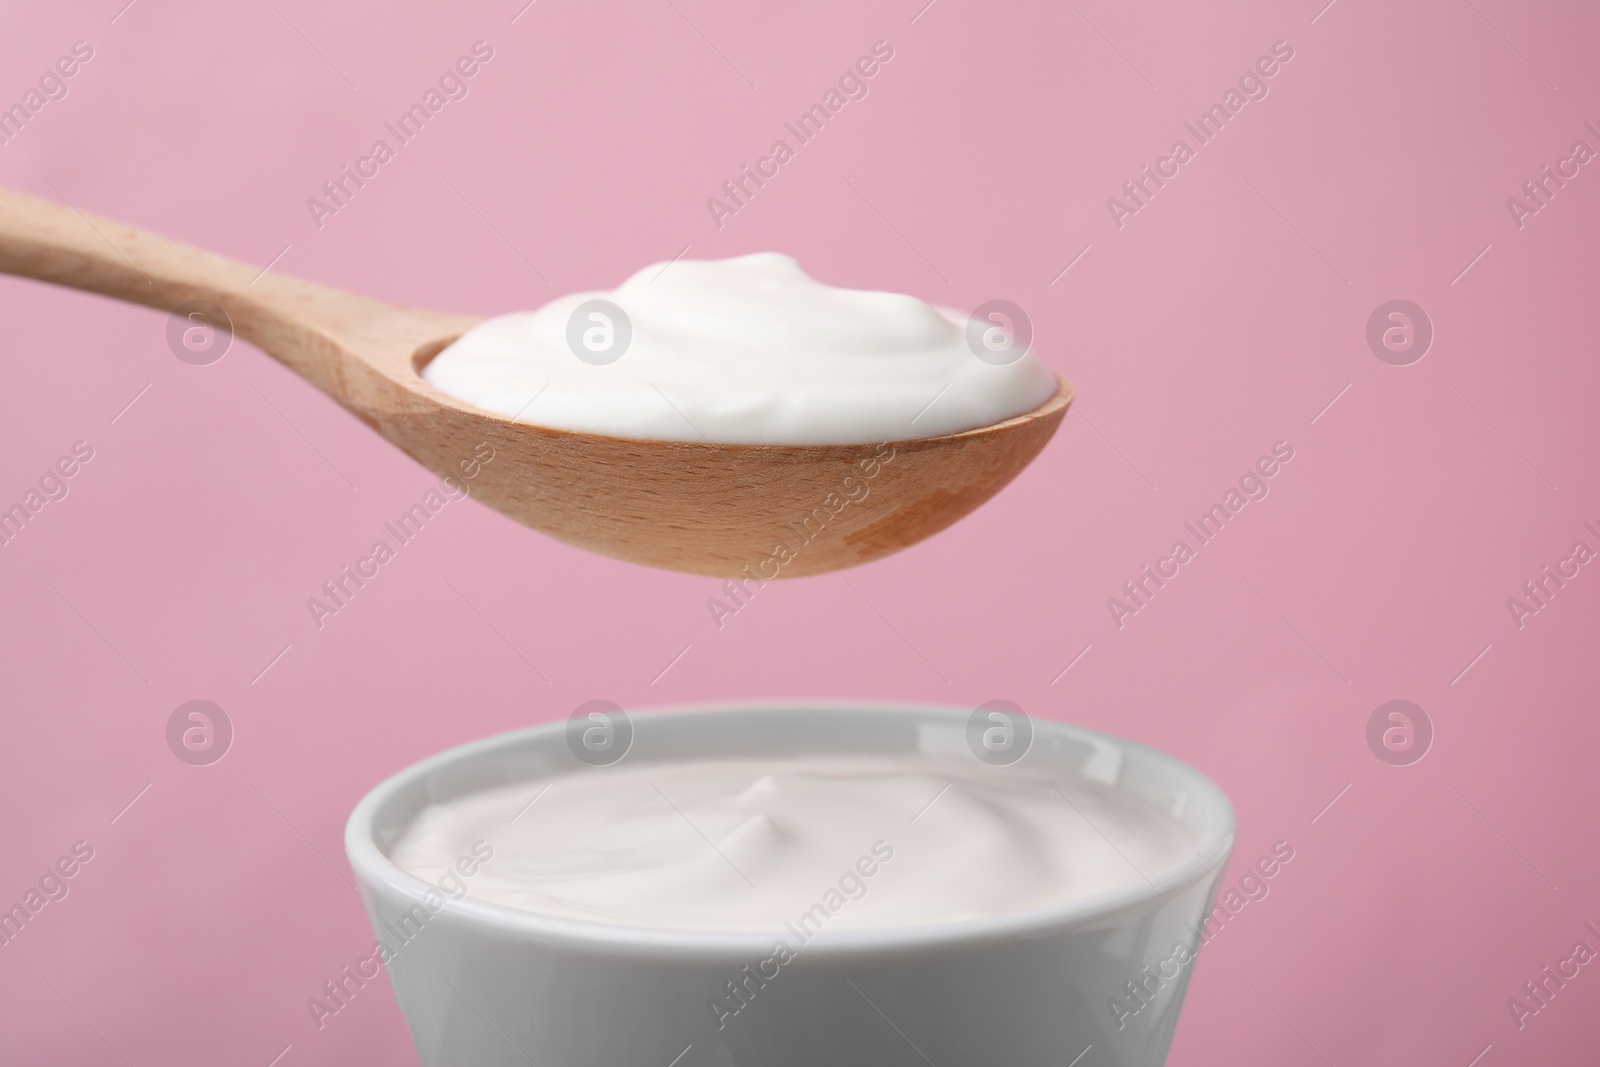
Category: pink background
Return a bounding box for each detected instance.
[2,0,1597,1063]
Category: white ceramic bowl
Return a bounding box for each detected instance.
[345,702,1234,1067]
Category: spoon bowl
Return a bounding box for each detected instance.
[0,187,1071,576]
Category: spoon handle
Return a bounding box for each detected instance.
[0,185,449,397]
[0,184,287,311]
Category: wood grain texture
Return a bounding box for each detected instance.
[0,185,1072,577]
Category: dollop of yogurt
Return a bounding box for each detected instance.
[421,253,1058,444]
[387,755,1196,933]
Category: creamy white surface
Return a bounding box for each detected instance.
[421,253,1058,445]
[387,755,1196,932]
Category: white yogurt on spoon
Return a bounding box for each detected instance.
[421,253,1057,445]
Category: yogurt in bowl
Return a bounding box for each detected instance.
[387,752,1198,933]
[345,703,1234,1067]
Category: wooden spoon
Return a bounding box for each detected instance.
[0,187,1071,578]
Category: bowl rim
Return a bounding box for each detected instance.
[344,700,1235,960]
